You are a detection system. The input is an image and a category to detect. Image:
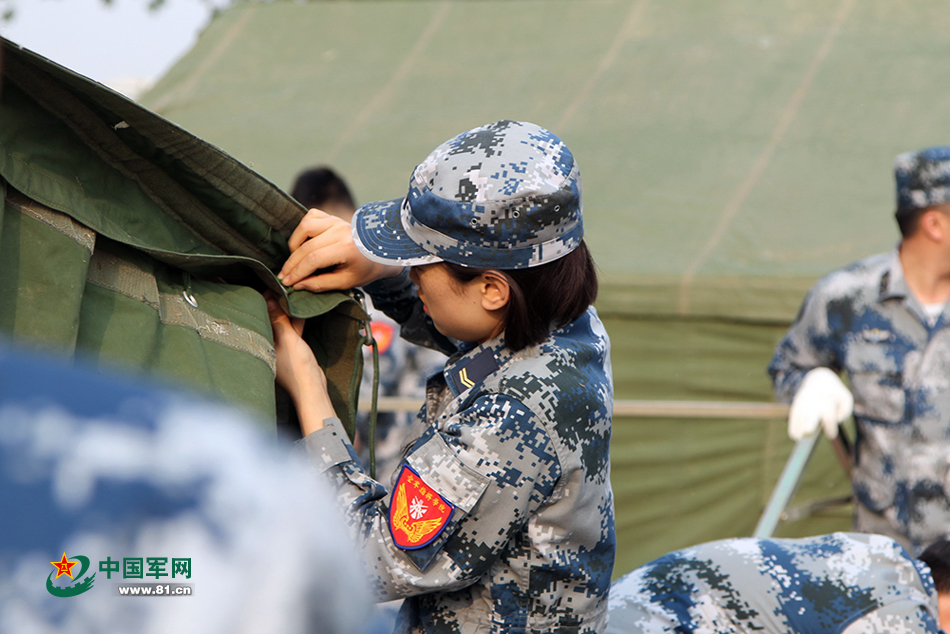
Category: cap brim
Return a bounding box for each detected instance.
[351,198,443,267]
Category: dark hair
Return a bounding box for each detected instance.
[443,241,598,351]
[920,539,950,593]
[895,207,927,238]
[895,202,950,238]
[290,166,356,211]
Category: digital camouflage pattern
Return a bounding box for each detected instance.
[301,270,616,634]
[895,147,950,213]
[606,532,941,634]
[769,251,950,554]
[351,120,583,270]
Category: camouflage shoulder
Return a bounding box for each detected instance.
[807,251,893,301]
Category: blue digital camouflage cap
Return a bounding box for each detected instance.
[352,120,583,269]
[894,146,950,213]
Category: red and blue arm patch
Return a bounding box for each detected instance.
[389,465,455,550]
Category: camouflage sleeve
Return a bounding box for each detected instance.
[362,270,457,355]
[299,395,562,601]
[839,601,942,634]
[767,284,843,403]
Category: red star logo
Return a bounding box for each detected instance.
[50,552,77,579]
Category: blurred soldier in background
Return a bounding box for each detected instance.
[769,147,950,555]
[607,532,950,634]
[290,166,445,484]
[290,166,361,223]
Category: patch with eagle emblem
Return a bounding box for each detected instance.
[389,464,455,550]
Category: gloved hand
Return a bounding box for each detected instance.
[787,367,853,440]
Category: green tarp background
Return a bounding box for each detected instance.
[0,37,367,434]
[138,0,950,575]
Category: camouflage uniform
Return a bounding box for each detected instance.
[299,120,616,633]
[769,252,950,554]
[770,147,950,555]
[302,277,615,633]
[606,532,942,634]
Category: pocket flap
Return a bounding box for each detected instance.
[406,433,490,513]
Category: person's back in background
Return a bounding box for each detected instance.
[607,532,949,634]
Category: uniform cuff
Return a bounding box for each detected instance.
[363,268,412,297]
[296,417,352,473]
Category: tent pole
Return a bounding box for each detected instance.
[752,432,821,538]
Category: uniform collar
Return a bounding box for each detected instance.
[442,335,511,397]
[877,248,911,303]
[878,247,948,330]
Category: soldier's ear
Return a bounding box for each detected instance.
[920,208,950,242]
[479,272,510,312]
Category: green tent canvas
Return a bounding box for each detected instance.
[0,36,368,435]
[140,0,950,574]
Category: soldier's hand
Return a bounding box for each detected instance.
[787,367,854,440]
[278,209,402,293]
[265,291,336,435]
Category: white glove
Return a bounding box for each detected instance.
[787,367,854,440]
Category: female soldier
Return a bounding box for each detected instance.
[269,120,615,634]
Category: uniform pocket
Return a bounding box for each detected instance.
[396,432,491,571]
[849,371,905,424]
[407,432,491,513]
[847,341,906,424]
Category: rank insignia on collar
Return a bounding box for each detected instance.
[389,465,455,550]
[879,271,890,298]
[447,349,499,394]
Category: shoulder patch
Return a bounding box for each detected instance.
[447,349,499,394]
[389,465,455,550]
